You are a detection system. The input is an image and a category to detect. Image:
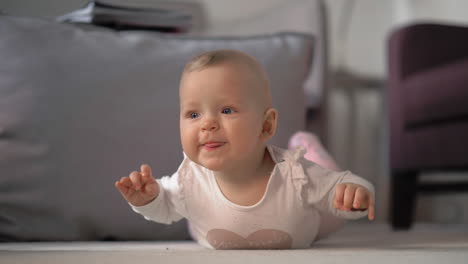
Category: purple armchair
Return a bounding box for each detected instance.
[387,23,468,229]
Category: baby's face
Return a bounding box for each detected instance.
[179,63,267,171]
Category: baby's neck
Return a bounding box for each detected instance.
[213,147,275,206]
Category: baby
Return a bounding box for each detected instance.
[115,49,375,249]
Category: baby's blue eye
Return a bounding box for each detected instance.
[190,112,200,119]
[222,108,234,114]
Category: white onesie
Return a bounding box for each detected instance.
[131,145,374,249]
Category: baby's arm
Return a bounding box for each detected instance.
[299,158,375,221]
[115,164,160,207]
[115,164,185,225]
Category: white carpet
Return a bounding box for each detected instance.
[1,223,467,264]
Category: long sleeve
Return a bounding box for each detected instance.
[293,155,375,220]
[130,172,186,225]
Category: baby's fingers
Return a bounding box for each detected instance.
[353,187,376,221]
[140,164,156,185]
[343,185,357,210]
[334,184,346,210]
[141,164,153,178]
[352,187,368,209]
[114,181,126,194]
[129,171,143,190]
[115,177,134,196]
[368,196,376,221]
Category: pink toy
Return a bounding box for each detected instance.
[288,131,340,171]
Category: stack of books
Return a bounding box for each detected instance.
[57,0,203,33]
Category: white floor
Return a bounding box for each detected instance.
[2,223,467,264]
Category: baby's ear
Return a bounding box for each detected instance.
[261,108,278,141]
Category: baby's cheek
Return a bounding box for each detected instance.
[180,130,197,154]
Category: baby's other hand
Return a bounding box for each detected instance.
[334,183,375,221]
[115,164,160,207]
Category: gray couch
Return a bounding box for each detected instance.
[0,15,326,242]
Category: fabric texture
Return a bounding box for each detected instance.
[131,145,374,249]
[0,16,314,241]
[403,59,468,128]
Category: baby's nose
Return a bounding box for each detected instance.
[201,118,219,131]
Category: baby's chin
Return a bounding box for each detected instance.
[198,161,225,172]
[185,150,233,171]
[190,157,228,172]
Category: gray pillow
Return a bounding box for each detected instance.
[0,16,313,241]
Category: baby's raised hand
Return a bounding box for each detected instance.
[333,183,375,220]
[115,164,160,207]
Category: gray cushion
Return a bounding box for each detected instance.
[0,16,313,241]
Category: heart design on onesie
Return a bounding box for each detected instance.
[206,229,293,249]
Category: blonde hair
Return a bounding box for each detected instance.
[181,49,272,107]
